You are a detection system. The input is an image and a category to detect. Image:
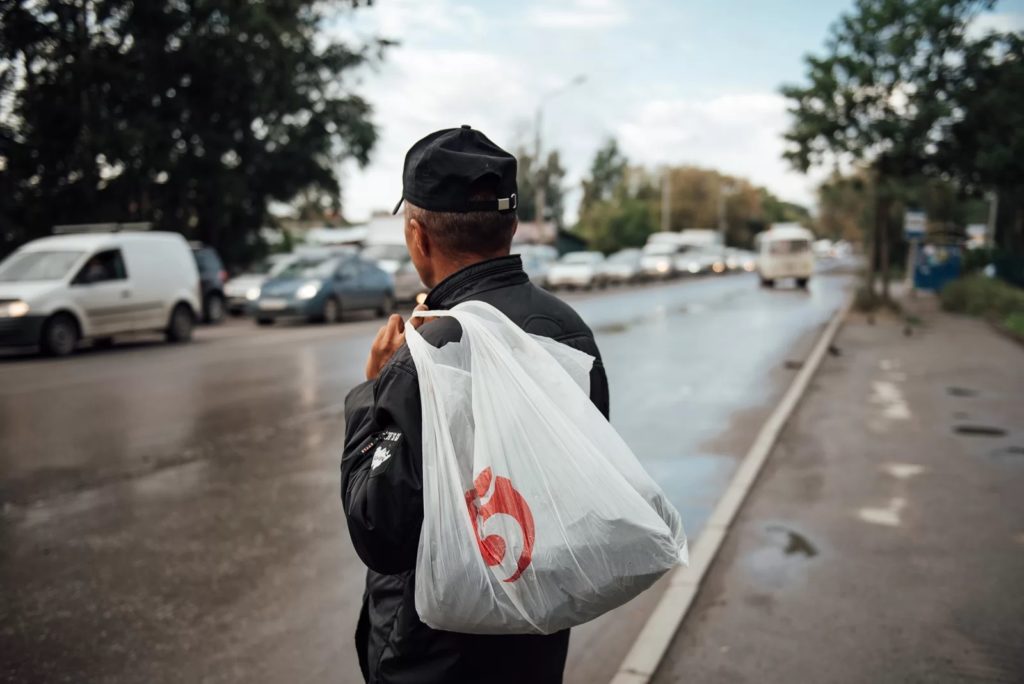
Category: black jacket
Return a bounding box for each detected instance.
[341,255,609,684]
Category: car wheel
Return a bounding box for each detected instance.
[322,297,341,324]
[796,277,810,289]
[377,294,395,317]
[760,278,775,288]
[41,313,79,357]
[203,292,226,324]
[165,303,194,343]
[256,317,275,326]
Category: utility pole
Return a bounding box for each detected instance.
[661,166,671,232]
[534,75,585,232]
[534,107,544,231]
[717,181,735,256]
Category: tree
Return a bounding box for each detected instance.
[579,138,627,215]
[940,31,1024,256]
[782,0,994,297]
[515,148,567,228]
[576,167,658,253]
[0,0,384,264]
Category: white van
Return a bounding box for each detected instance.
[754,224,815,288]
[0,231,200,355]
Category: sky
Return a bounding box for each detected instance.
[328,0,1024,223]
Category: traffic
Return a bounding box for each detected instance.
[0,220,850,358]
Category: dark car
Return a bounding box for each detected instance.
[252,253,394,325]
[190,244,227,323]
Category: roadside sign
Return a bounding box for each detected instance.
[904,211,926,240]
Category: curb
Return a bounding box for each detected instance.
[610,296,853,684]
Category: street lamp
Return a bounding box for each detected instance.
[534,75,586,230]
[717,181,738,256]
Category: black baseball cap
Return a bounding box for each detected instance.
[392,125,518,215]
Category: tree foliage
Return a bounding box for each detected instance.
[0,0,385,263]
[515,148,567,228]
[781,0,997,293]
[573,141,805,253]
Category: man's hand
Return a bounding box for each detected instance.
[364,305,429,381]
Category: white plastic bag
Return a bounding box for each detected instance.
[405,300,687,635]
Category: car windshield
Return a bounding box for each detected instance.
[0,250,84,282]
[561,252,602,264]
[643,243,677,255]
[769,239,811,255]
[609,250,639,263]
[362,244,408,262]
[275,257,337,279]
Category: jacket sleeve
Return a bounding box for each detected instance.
[340,360,424,575]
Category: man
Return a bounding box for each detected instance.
[340,125,608,684]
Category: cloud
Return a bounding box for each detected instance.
[967,12,1024,38]
[526,0,628,29]
[616,93,822,206]
[341,48,530,220]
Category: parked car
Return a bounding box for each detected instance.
[393,259,427,302]
[640,242,680,279]
[253,253,394,325]
[0,231,200,356]
[546,251,607,290]
[191,244,228,323]
[512,244,559,287]
[676,248,720,275]
[223,254,296,315]
[755,224,815,288]
[602,248,643,284]
[361,243,411,276]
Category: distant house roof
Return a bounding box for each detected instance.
[305,226,368,245]
[513,220,556,245]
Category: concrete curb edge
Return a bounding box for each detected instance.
[609,295,854,684]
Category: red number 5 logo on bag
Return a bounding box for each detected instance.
[464,467,536,582]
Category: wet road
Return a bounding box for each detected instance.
[0,268,853,683]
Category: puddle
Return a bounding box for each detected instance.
[990,446,1024,462]
[954,425,1007,437]
[947,386,977,398]
[594,322,630,334]
[765,524,818,557]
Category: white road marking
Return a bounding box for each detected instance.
[858,497,907,527]
[882,462,925,480]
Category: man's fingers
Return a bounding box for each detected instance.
[385,314,404,341]
[409,304,430,330]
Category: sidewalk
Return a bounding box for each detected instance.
[652,295,1024,683]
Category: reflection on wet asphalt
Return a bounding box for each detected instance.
[0,270,853,683]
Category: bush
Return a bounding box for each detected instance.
[1005,312,1024,336]
[940,275,1024,319]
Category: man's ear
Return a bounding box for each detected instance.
[409,216,430,260]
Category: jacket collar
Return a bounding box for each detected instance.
[425,254,528,309]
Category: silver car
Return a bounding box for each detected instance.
[546,251,607,290]
[601,248,643,285]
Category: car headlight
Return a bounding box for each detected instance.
[656,261,669,273]
[296,282,320,300]
[245,287,261,301]
[688,262,700,274]
[0,300,30,317]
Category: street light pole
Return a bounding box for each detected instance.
[534,75,586,232]
[661,166,671,232]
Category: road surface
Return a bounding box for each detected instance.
[0,269,853,683]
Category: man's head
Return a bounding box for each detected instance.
[394,126,518,287]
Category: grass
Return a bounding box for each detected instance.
[940,275,1024,335]
[1005,312,1024,336]
[940,275,1024,317]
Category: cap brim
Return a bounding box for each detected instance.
[392,197,404,215]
